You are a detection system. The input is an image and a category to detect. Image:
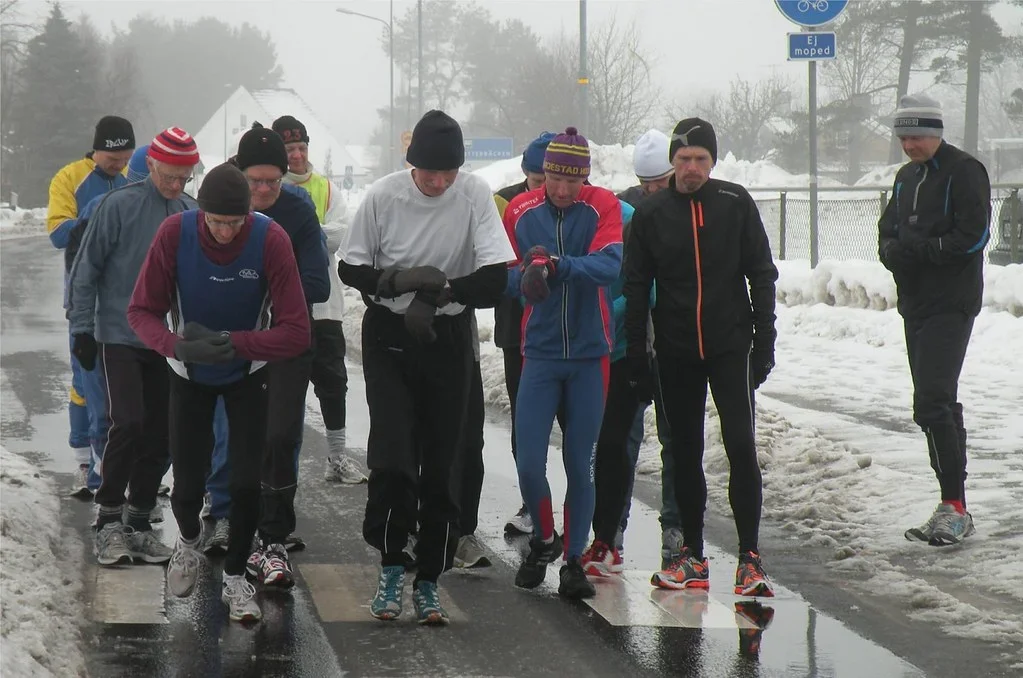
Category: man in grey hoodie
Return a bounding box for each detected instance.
[68,127,201,567]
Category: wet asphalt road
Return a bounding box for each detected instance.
[0,236,1011,677]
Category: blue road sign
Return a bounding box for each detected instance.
[342,177,354,190]
[463,137,515,162]
[788,32,837,61]
[775,0,848,27]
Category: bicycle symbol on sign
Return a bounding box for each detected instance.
[797,0,830,11]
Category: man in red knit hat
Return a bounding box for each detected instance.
[68,127,200,567]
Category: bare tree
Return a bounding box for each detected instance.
[669,74,793,161]
[1,0,35,199]
[585,15,658,145]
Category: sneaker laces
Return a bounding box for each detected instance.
[336,455,362,475]
[98,523,127,550]
[169,544,201,575]
[376,568,404,604]
[739,552,768,580]
[263,544,290,570]
[584,540,610,562]
[415,581,442,609]
[213,519,230,543]
[931,507,962,535]
[224,577,257,605]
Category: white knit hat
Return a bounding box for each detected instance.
[894,93,944,138]
[632,129,673,181]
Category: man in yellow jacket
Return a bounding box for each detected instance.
[47,115,135,496]
[272,115,367,485]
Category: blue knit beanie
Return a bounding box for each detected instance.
[127,144,151,183]
[521,132,557,174]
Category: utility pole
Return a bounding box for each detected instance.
[418,0,424,119]
[578,0,589,133]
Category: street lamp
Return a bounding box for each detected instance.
[337,3,395,173]
[579,0,589,134]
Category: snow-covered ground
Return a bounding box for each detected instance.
[0,446,87,677]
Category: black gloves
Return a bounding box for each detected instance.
[627,352,654,404]
[520,246,557,304]
[880,239,916,270]
[72,333,98,371]
[750,331,776,389]
[376,265,447,299]
[174,323,236,364]
[405,291,439,343]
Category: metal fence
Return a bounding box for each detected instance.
[751,184,1022,265]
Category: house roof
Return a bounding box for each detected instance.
[249,88,361,178]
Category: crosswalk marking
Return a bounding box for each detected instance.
[299,563,467,623]
[583,570,766,629]
[90,566,168,624]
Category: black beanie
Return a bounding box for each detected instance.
[236,127,288,174]
[272,115,309,145]
[669,117,717,164]
[198,163,251,216]
[93,115,135,152]
[406,110,464,171]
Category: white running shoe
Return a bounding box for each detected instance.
[95,522,132,566]
[125,527,173,564]
[324,455,368,484]
[222,574,261,622]
[504,505,533,535]
[167,539,204,597]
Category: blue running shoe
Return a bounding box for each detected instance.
[412,581,450,625]
[370,565,405,621]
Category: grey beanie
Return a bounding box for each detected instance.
[893,93,943,138]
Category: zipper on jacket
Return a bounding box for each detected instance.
[556,209,569,358]
[690,199,706,360]
[912,164,928,212]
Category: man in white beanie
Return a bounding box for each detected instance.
[619,129,674,207]
[616,128,680,568]
[878,92,991,547]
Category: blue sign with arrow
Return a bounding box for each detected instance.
[775,0,848,27]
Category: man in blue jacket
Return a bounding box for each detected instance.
[232,125,330,589]
[48,115,134,496]
[503,127,623,600]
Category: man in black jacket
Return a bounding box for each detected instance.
[878,94,990,547]
[623,117,778,597]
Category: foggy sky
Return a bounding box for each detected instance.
[30,1,1023,145]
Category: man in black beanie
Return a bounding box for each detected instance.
[338,109,514,624]
[47,114,137,496]
[202,126,329,589]
[624,115,779,598]
[127,162,311,624]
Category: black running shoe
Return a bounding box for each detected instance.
[515,535,562,589]
[558,557,595,599]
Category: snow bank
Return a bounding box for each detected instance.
[777,260,1023,317]
[0,447,87,677]
[0,208,47,240]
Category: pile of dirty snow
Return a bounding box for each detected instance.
[0,207,47,240]
[776,260,1023,317]
[0,447,87,678]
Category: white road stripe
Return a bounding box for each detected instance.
[90,566,169,624]
[299,563,467,623]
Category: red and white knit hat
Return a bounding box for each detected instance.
[148,127,199,166]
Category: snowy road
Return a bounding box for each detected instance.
[2,233,1021,676]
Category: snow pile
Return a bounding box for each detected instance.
[855,163,902,188]
[713,152,847,192]
[0,207,47,240]
[0,446,87,677]
[776,259,1023,317]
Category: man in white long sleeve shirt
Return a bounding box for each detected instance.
[274,115,367,485]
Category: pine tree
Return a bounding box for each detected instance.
[7,3,108,206]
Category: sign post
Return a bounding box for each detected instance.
[462,138,515,172]
[775,0,848,268]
